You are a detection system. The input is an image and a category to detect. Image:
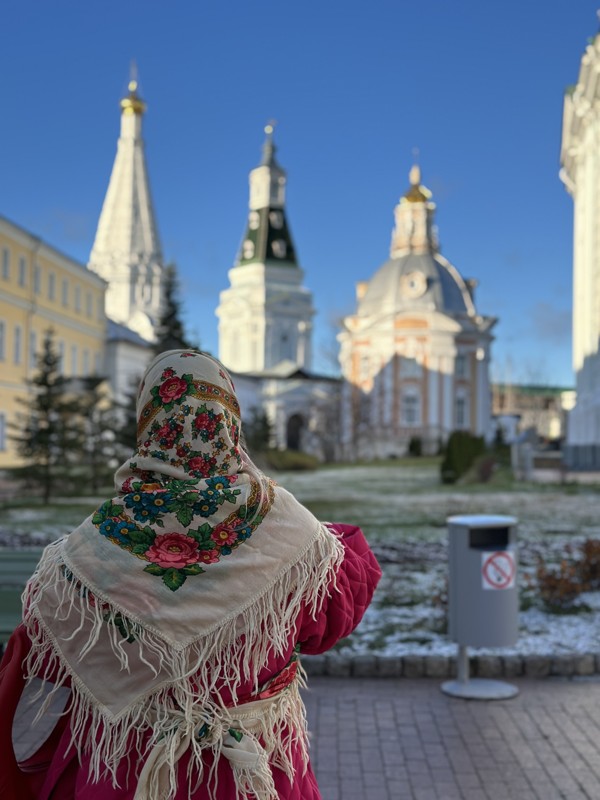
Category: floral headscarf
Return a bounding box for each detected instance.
[21,351,345,800]
[100,350,274,591]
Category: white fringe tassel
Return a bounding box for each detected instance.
[22,526,344,800]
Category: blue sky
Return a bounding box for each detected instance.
[1,0,595,387]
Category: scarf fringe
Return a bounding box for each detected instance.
[22,525,343,799]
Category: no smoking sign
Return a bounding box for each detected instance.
[481,550,515,590]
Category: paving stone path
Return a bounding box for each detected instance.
[303,676,600,800]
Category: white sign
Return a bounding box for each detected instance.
[481,550,515,590]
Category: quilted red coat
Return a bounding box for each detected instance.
[0,523,381,800]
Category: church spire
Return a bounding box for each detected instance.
[390,162,439,257]
[216,126,315,373]
[260,121,279,167]
[238,124,298,266]
[88,66,163,342]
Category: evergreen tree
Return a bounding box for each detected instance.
[113,376,140,457]
[243,407,273,456]
[153,263,197,355]
[12,329,83,504]
[79,377,120,492]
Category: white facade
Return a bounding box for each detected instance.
[217,128,314,374]
[338,166,495,460]
[88,80,163,343]
[560,30,600,466]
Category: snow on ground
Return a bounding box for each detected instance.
[275,465,600,657]
[2,464,600,656]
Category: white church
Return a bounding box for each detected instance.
[561,24,600,469]
[89,79,339,459]
[338,166,496,459]
[87,75,496,461]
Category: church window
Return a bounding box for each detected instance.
[271,240,287,258]
[281,331,293,361]
[83,349,90,376]
[48,272,56,301]
[75,286,82,313]
[97,297,103,320]
[270,183,283,205]
[18,257,27,287]
[401,356,422,378]
[94,352,102,374]
[455,354,468,378]
[14,325,22,364]
[0,321,4,360]
[269,211,283,229]
[455,395,468,429]
[402,391,421,426]
[243,240,255,259]
[2,248,10,280]
[34,265,41,295]
[0,413,5,451]
[86,292,93,317]
[62,279,69,307]
[71,345,78,375]
[58,341,65,375]
[249,211,260,230]
[30,330,37,369]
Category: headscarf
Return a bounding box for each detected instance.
[22,350,344,799]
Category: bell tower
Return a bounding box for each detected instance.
[88,68,163,341]
[217,125,315,373]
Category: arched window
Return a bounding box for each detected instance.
[286,414,304,451]
[401,391,421,426]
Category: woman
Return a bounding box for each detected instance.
[0,350,381,800]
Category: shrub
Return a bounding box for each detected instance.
[262,448,319,471]
[578,538,600,590]
[408,436,422,457]
[440,430,485,484]
[536,557,584,612]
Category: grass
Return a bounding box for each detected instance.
[3,460,600,652]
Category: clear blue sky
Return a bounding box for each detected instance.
[1,0,595,387]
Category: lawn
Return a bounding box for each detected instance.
[2,460,600,655]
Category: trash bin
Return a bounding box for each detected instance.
[447,514,518,648]
[442,514,519,700]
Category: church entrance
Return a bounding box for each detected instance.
[286,414,304,451]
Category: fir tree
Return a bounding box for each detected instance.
[113,376,140,457]
[243,407,273,456]
[12,329,83,504]
[153,263,197,355]
[79,377,120,492]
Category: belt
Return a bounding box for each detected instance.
[134,678,299,800]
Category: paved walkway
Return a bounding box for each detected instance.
[303,676,600,800]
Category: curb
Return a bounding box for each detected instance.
[302,652,600,679]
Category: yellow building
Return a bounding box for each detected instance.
[0,215,107,468]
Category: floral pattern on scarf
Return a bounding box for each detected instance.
[93,475,275,591]
[95,351,275,591]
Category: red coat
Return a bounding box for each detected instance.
[0,524,381,800]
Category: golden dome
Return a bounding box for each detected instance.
[120,80,146,116]
[403,164,431,203]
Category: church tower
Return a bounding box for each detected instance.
[560,21,600,467]
[216,125,314,373]
[88,72,163,342]
[338,164,495,460]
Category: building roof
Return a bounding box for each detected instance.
[357,251,476,318]
[107,319,150,347]
[236,126,298,268]
[88,75,162,277]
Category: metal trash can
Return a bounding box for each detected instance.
[442,514,519,699]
